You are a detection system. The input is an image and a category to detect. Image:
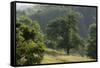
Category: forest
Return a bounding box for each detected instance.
[16,3,97,65]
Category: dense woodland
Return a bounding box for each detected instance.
[16,4,97,65]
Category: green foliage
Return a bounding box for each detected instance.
[17,5,96,38]
[87,23,97,59]
[16,16,45,65]
[46,12,83,55]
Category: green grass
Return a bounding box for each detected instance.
[44,48,65,56]
[41,55,95,64]
[41,48,95,64]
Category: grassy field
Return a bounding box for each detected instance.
[41,48,95,64]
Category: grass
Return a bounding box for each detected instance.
[41,55,95,64]
[44,48,65,56]
[41,48,95,64]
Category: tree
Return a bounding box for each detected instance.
[16,16,45,65]
[46,12,83,55]
[87,23,97,59]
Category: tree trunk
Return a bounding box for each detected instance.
[67,48,70,55]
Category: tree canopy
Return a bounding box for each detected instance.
[46,12,83,55]
[16,16,45,65]
[87,23,97,59]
